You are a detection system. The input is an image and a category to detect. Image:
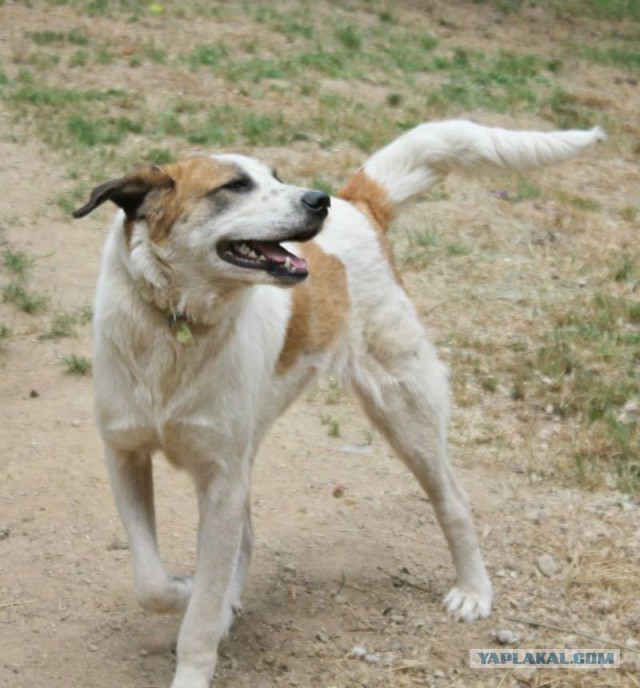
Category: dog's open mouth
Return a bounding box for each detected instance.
[217,229,318,283]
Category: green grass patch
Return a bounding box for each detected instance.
[184,106,290,147]
[320,413,341,437]
[426,49,558,114]
[2,247,49,315]
[185,43,229,70]
[141,41,168,64]
[399,228,440,266]
[545,90,598,129]
[577,45,640,71]
[1,80,140,153]
[41,306,92,340]
[56,192,79,216]
[551,0,640,21]
[65,114,143,148]
[309,176,334,196]
[2,280,49,314]
[82,0,143,18]
[63,354,92,376]
[446,242,472,256]
[2,248,32,276]
[509,177,542,203]
[184,28,436,85]
[556,191,601,212]
[613,255,636,283]
[68,49,90,67]
[335,25,362,51]
[147,147,176,165]
[27,28,89,46]
[483,0,640,21]
[8,84,127,107]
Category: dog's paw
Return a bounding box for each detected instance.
[170,575,194,612]
[219,600,243,638]
[443,583,492,622]
[139,575,193,615]
[171,664,212,688]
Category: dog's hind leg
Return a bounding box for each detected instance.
[105,446,193,614]
[350,330,491,622]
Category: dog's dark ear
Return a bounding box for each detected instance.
[72,165,174,219]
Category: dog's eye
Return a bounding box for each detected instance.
[221,177,253,193]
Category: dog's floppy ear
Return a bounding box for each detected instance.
[72,165,174,219]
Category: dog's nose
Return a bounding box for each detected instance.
[301,190,331,213]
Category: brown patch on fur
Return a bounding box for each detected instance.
[76,157,237,246]
[277,242,350,374]
[339,170,404,288]
[339,169,395,231]
[140,157,236,244]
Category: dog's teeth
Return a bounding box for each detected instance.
[258,254,267,262]
[238,243,250,256]
[284,256,292,270]
[248,249,259,260]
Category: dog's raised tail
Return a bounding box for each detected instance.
[339,119,604,230]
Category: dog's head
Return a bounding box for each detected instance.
[74,155,330,288]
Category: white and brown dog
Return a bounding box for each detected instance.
[74,119,602,688]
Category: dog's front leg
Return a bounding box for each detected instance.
[105,445,193,614]
[171,467,249,688]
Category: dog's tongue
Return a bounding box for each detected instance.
[251,241,307,270]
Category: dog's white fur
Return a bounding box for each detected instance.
[79,120,602,688]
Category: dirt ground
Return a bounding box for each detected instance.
[1,1,639,687]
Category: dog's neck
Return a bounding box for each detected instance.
[114,218,247,336]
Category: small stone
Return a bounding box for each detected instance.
[29,390,39,398]
[528,508,547,524]
[339,444,372,455]
[494,629,519,645]
[364,653,380,664]
[315,631,328,643]
[624,400,639,414]
[72,419,81,427]
[332,483,345,498]
[0,527,9,541]
[349,646,367,659]
[390,615,405,624]
[433,670,445,678]
[281,565,297,582]
[536,553,559,577]
[139,649,148,657]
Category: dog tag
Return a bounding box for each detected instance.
[176,322,194,345]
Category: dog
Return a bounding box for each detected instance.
[73,119,602,688]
